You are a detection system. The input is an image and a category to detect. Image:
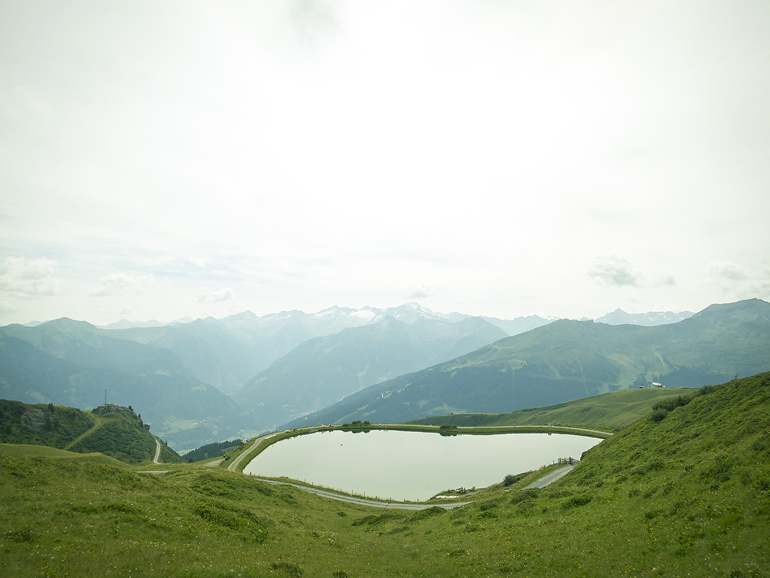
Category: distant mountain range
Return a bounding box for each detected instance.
[98,319,166,330]
[17,303,693,397]
[0,305,511,448]
[92,304,693,332]
[89,303,690,394]
[593,308,694,326]
[283,299,770,429]
[0,300,751,450]
[233,315,507,431]
[98,303,521,395]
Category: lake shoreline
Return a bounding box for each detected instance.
[241,427,605,501]
[228,422,612,474]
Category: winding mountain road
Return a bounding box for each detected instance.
[152,436,162,464]
[253,478,469,510]
[525,464,576,488]
[227,433,279,472]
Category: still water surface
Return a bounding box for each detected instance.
[244,430,602,501]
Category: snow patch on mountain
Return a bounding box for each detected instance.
[594,308,694,326]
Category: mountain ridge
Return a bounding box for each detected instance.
[233,315,507,431]
[282,298,770,428]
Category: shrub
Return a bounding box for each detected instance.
[478,500,498,511]
[561,494,593,509]
[631,460,665,476]
[652,395,691,413]
[5,528,34,542]
[696,384,723,397]
[510,489,538,505]
[651,394,693,422]
[271,562,303,577]
[411,506,445,521]
[700,455,733,484]
[351,512,405,527]
[191,500,271,542]
[503,474,519,486]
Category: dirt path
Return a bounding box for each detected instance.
[526,464,576,488]
[254,478,469,510]
[227,433,278,472]
[472,425,613,438]
[152,437,162,464]
[63,415,104,451]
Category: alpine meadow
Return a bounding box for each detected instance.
[2,2,770,577]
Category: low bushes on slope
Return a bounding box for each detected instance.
[0,400,92,448]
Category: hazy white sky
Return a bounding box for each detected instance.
[1,0,769,325]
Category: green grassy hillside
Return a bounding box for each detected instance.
[0,399,92,448]
[0,400,183,464]
[1,373,768,576]
[408,386,693,431]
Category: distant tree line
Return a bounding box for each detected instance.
[184,439,244,462]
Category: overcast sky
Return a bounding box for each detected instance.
[1,0,769,325]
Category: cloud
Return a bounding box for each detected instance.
[0,257,59,296]
[710,262,770,301]
[0,300,19,313]
[197,287,234,303]
[0,87,52,123]
[659,276,676,286]
[287,0,338,41]
[90,273,153,297]
[711,262,747,281]
[404,285,435,299]
[589,257,641,288]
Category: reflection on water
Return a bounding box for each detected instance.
[244,430,602,501]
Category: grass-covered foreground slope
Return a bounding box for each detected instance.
[1,373,769,577]
[0,400,182,464]
[409,386,693,431]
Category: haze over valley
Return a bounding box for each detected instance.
[1,298,767,450]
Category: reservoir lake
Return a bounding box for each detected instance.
[243,430,603,501]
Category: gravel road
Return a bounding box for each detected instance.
[525,464,576,488]
[253,478,470,510]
